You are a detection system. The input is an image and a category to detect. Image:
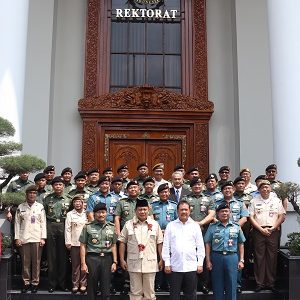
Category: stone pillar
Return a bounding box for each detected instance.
[0,1,29,142]
[267,0,300,183]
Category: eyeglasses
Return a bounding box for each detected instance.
[220,171,229,174]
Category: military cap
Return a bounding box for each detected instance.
[117,164,128,173]
[87,167,99,176]
[221,181,234,190]
[111,176,123,184]
[126,180,139,189]
[143,177,155,186]
[233,176,245,185]
[255,175,266,182]
[135,199,149,208]
[174,164,185,172]
[152,163,164,171]
[93,202,107,212]
[61,167,72,176]
[74,171,86,181]
[72,194,84,203]
[239,168,251,175]
[266,164,277,172]
[205,173,218,183]
[137,162,148,170]
[157,183,169,193]
[51,176,64,185]
[25,185,38,193]
[258,180,271,190]
[34,172,46,182]
[219,166,230,173]
[44,165,55,173]
[216,201,230,212]
[190,177,202,187]
[98,176,110,185]
[187,166,199,174]
[102,167,113,174]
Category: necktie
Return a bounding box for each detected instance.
[176,189,180,202]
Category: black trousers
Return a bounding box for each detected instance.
[170,271,197,300]
[86,254,112,300]
[47,222,67,289]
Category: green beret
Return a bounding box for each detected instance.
[143,177,155,186]
[157,183,169,193]
[265,164,277,172]
[74,172,86,181]
[190,177,202,187]
[126,180,139,189]
[87,167,99,176]
[137,162,148,170]
[51,176,64,185]
[61,167,72,176]
[34,173,46,182]
[219,166,230,173]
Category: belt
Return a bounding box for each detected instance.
[48,219,64,223]
[87,252,112,257]
[213,251,236,255]
[261,226,272,228]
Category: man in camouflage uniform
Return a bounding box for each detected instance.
[86,168,100,194]
[134,162,149,193]
[43,176,70,292]
[68,172,91,207]
[61,167,74,194]
[43,165,55,193]
[139,177,159,204]
[217,166,231,190]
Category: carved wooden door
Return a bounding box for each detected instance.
[109,139,182,180]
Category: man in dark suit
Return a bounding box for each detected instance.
[169,171,190,203]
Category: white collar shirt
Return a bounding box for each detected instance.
[162,217,205,272]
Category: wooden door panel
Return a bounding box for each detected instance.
[147,141,182,180]
[109,140,145,178]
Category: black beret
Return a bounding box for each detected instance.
[111,176,123,184]
[174,164,185,172]
[143,177,155,186]
[219,166,230,173]
[135,199,149,209]
[34,172,46,182]
[61,167,72,176]
[190,177,202,187]
[87,167,99,176]
[258,180,271,190]
[221,181,234,191]
[233,176,245,185]
[102,167,113,174]
[126,180,139,189]
[255,175,266,182]
[98,176,110,185]
[216,201,230,212]
[117,164,128,173]
[187,166,199,174]
[152,163,164,171]
[51,176,64,185]
[157,183,169,193]
[93,202,107,212]
[26,185,38,193]
[74,172,86,181]
[137,162,148,170]
[44,165,55,173]
[266,164,277,172]
[205,173,218,183]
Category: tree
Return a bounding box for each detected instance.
[0,116,46,194]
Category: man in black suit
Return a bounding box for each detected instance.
[169,171,190,203]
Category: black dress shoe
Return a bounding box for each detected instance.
[21,285,31,293]
[270,286,279,293]
[237,287,242,294]
[31,285,38,293]
[155,285,162,292]
[48,288,54,293]
[255,286,263,292]
[202,285,209,294]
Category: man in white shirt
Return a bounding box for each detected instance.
[162,200,205,300]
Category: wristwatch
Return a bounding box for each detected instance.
[240,259,245,263]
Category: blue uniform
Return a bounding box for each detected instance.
[215,198,249,222]
[203,189,223,202]
[86,192,117,222]
[151,200,177,230]
[204,221,246,300]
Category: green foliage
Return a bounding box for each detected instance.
[0,154,46,176]
[286,232,300,256]
[272,182,300,200]
[0,117,15,137]
[0,142,22,156]
[1,232,12,254]
[0,192,26,207]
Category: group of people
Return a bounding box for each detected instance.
[5,162,286,299]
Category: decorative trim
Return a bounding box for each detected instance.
[82,121,97,170]
[163,134,187,164]
[104,134,128,162]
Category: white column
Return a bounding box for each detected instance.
[0,1,29,142]
[267,0,300,183]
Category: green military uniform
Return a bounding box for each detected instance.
[45,182,53,193]
[139,193,159,204]
[233,192,253,208]
[68,187,91,205]
[44,192,70,290]
[6,177,33,193]
[86,183,99,194]
[80,221,117,300]
[114,197,137,228]
[133,176,147,194]
[63,182,74,194]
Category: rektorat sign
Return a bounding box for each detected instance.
[115,0,179,20]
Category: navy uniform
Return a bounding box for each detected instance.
[79,203,118,300]
[204,202,246,300]
[43,176,70,291]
